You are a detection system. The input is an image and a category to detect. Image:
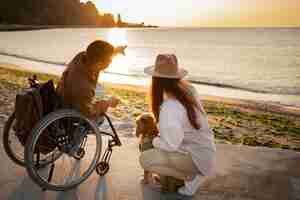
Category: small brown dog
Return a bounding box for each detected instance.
[136,113,159,184]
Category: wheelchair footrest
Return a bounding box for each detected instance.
[96,147,113,176]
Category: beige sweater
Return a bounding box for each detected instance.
[56,52,99,117]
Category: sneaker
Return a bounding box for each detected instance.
[178,175,204,196]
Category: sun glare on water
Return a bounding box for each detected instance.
[107,28,128,46]
[100,28,137,84]
[106,28,131,74]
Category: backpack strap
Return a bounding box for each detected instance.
[30,90,44,119]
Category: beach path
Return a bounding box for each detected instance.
[0,133,299,200]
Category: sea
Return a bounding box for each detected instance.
[0,27,299,106]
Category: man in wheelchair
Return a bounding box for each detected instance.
[2,40,127,191]
[56,40,127,120]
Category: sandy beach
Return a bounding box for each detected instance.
[0,63,299,151]
[2,2,300,198]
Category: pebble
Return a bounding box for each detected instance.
[118,122,135,130]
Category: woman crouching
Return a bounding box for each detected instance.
[139,54,217,196]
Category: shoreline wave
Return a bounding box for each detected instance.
[0,52,66,66]
[0,51,299,96]
[104,71,300,95]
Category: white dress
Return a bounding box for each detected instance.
[152,93,217,177]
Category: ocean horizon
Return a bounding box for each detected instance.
[0,27,299,106]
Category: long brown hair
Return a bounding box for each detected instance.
[150,77,201,129]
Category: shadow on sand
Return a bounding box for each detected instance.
[7,160,110,200]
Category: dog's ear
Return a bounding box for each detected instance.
[144,116,158,137]
[135,120,142,138]
[151,121,159,137]
[135,115,145,138]
[135,114,142,123]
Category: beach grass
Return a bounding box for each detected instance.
[0,66,299,151]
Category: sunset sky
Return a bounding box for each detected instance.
[81,0,300,27]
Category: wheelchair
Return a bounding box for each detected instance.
[2,76,122,191]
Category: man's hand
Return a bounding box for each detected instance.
[114,45,127,56]
[95,100,110,114]
[108,96,120,108]
[94,97,120,114]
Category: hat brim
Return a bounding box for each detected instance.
[144,66,188,79]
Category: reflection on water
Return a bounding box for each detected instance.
[105,28,133,76]
[106,28,135,80]
[109,55,131,75]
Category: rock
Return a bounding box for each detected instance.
[290,178,300,199]
[117,122,135,130]
[119,131,135,138]
[0,114,8,119]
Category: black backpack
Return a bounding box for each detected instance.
[14,76,60,154]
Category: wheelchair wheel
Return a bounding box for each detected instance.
[2,112,25,166]
[24,109,102,191]
[3,112,62,167]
